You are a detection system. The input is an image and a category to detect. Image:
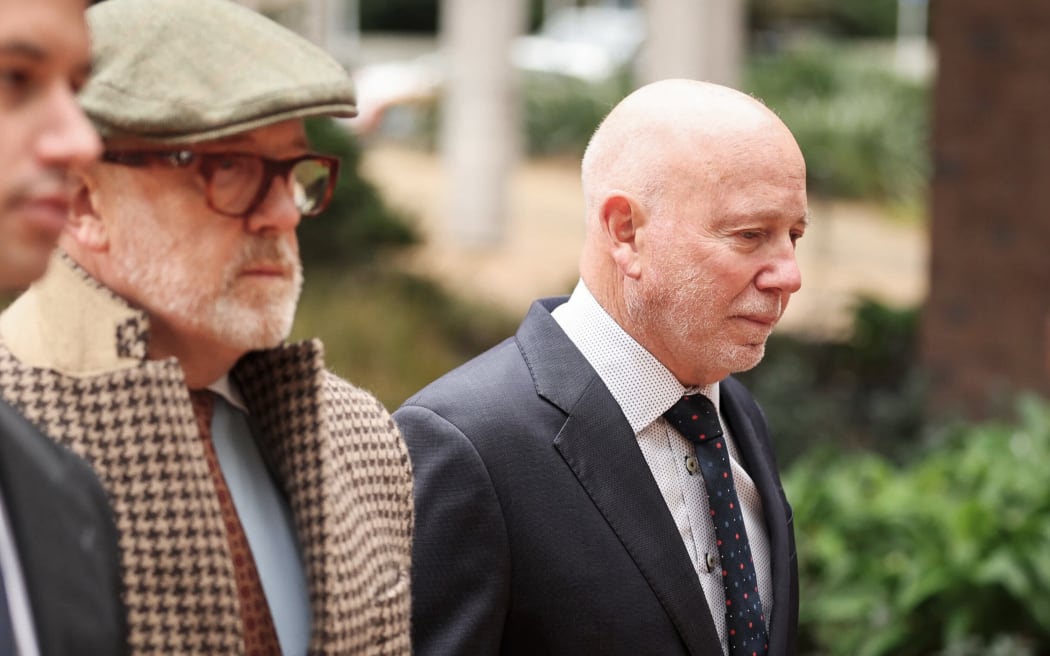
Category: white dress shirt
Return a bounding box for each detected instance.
[551,280,773,655]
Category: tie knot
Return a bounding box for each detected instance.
[663,394,723,445]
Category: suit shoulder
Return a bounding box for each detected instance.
[401,337,526,408]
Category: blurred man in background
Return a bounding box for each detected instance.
[0,0,412,653]
[0,0,126,653]
[396,79,804,655]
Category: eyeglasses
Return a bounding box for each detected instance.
[101,149,341,218]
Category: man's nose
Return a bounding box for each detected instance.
[37,82,103,168]
[755,241,802,295]
[245,177,302,235]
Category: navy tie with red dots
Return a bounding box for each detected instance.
[664,394,768,656]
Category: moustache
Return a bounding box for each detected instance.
[734,296,782,318]
[232,237,301,277]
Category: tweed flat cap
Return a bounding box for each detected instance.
[81,0,357,144]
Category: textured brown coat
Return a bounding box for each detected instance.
[0,256,413,655]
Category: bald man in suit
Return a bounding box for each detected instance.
[396,80,805,656]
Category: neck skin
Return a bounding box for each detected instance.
[148,322,242,390]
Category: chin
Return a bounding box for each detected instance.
[726,343,767,375]
[206,299,297,353]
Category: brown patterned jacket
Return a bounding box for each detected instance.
[0,256,413,655]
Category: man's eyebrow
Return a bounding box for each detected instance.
[0,41,47,60]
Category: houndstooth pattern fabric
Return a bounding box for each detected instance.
[0,258,413,655]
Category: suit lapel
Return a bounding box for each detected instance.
[517,300,720,654]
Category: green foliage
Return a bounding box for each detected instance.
[750,0,900,38]
[737,297,927,464]
[520,71,632,158]
[745,41,930,206]
[302,118,418,269]
[786,394,1050,655]
[358,0,546,33]
[359,0,438,33]
[358,0,901,38]
[410,71,631,159]
[291,267,517,409]
[372,39,928,208]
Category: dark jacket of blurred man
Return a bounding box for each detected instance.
[0,0,413,653]
[0,0,127,654]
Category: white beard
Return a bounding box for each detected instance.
[114,231,303,353]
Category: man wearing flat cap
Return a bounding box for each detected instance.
[0,0,412,654]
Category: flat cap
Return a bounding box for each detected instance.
[81,0,357,144]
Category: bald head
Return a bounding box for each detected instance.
[577,79,809,386]
[581,79,801,224]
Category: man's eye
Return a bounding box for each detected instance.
[0,68,31,93]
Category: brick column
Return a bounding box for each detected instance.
[921,0,1050,417]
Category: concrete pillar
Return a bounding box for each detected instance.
[440,0,527,246]
[638,0,744,88]
[895,0,930,80]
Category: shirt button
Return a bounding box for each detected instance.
[705,552,718,572]
[685,455,699,474]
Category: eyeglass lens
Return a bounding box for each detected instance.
[208,155,334,217]
[291,159,335,216]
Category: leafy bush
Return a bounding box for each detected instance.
[359,0,438,33]
[407,70,631,159]
[358,0,546,34]
[302,117,418,269]
[737,297,927,464]
[370,38,928,208]
[291,267,517,409]
[745,41,930,207]
[786,394,1050,655]
[750,0,901,38]
[520,71,632,157]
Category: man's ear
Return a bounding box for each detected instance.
[600,192,645,280]
[65,168,109,252]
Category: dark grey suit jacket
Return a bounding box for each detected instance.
[0,399,126,656]
[395,297,798,656]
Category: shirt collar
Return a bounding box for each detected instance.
[206,373,249,414]
[551,279,719,434]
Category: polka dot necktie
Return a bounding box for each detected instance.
[663,394,769,656]
[190,390,281,656]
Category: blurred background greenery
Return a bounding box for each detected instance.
[296,0,1047,653]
